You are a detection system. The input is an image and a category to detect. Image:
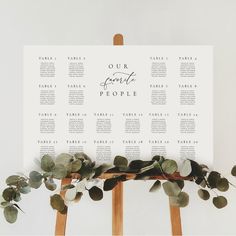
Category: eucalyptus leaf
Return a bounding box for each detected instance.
[13,192,21,202]
[4,206,18,223]
[195,176,204,185]
[59,205,68,214]
[55,153,73,166]
[71,160,82,172]
[213,196,227,209]
[172,180,184,190]
[198,189,210,200]
[161,160,178,175]
[74,152,91,162]
[52,164,67,179]
[2,188,16,202]
[231,165,236,176]
[114,156,128,168]
[135,175,150,180]
[29,178,42,189]
[5,175,20,186]
[139,163,155,174]
[61,184,75,191]
[1,202,12,208]
[152,155,165,163]
[129,160,154,170]
[93,164,112,178]
[50,194,66,212]
[74,192,83,203]
[103,178,119,191]
[89,186,103,201]
[170,192,189,207]
[179,160,192,177]
[199,179,207,188]
[41,155,55,172]
[162,181,181,197]
[216,178,229,192]
[29,171,43,183]
[44,178,57,191]
[19,181,31,194]
[79,165,95,180]
[149,180,161,193]
[207,171,221,189]
[189,160,203,176]
[65,187,77,201]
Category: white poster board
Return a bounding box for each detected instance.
[23,46,213,169]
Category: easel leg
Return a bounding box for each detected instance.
[169,199,182,236]
[55,178,72,236]
[112,182,123,236]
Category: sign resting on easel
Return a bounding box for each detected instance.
[23,46,213,169]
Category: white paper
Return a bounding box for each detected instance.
[23,46,213,169]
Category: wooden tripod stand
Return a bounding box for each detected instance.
[55,34,183,236]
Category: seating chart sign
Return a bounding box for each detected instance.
[23,46,213,168]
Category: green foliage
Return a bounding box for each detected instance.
[231,165,236,176]
[103,177,120,191]
[89,187,103,201]
[170,192,189,207]
[198,189,210,200]
[50,194,67,213]
[1,152,236,223]
[179,160,192,177]
[161,160,178,175]
[216,178,229,192]
[4,205,18,223]
[114,156,128,168]
[52,164,67,179]
[213,196,228,209]
[41,155,55,172]
[149,180,161,193]
[163,181,181,197]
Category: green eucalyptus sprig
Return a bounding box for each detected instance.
[1,153,236,224]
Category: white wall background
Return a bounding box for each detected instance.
[0,0,236,235]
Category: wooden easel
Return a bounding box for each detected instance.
[55,34,182,236]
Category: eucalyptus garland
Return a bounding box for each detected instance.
[1,153,236,224]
